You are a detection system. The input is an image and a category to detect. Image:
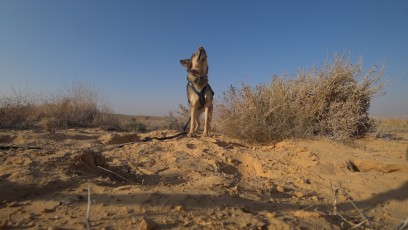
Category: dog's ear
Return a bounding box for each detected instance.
[180,59,192,69]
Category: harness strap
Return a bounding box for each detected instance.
[187,82,207,110]
[187,83,214,108]
[186,69,214,110]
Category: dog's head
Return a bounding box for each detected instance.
[180,46,208,76]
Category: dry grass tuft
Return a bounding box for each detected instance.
[0,86,37,129]
[0,81,119,130]
[165,104,190,132]
[121,117,148,132]
[41,81,100,129]
[216,53,385,143]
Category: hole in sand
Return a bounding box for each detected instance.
[345,160,360,172]
[186,143,196,149]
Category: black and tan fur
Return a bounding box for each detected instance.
[180,46,214,137]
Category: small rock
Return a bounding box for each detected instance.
[130,217,138,224]
[311,195,319,201]
[43,207,56,213]
[7,201,19,208]
[137,217,157,230]
[174,205,183,212]
[294,210,321,218]
[294,191,304,198]
[104,211,114,217]
[276,185,285,193]
[127,208,134,214]
[338,194,348,201]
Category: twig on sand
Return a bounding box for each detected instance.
[85,185,91,230]
[342,190,371,227]
[0,145,42,150]
[351,220,366,229]
[330,181,368,228]
[97,165,134,184]
[398,217,408,230]
[330,181,338,216]
[330,182,353,225]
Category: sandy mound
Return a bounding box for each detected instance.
[71,149,109,173]
[1,129,408,229]
[99,133,140,145]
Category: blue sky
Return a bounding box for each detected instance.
[1,1,407,116]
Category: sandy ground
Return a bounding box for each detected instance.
[1,128,408,229]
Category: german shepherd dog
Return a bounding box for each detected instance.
[180,46,214,137]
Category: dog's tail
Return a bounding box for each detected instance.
[183,116,191,133]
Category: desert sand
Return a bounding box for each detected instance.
[1,127,408,229]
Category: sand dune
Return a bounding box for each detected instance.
[1,128,407,229]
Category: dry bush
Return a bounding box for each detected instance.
[0,81,119,130]
[93,104,122,131]
[216,53,384,143]
[0,86,37,129]
[371,118,408,140]
[42,81,100,129]
[121,117,147,132]
[164,105,190,132]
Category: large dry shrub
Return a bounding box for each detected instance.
[216,54,384,143]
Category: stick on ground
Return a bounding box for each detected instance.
[85,185,91,230]
[97,165,135,184]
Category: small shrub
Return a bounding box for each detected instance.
[0,86,36,129]
[93,104,121,131]
[164,105,190,132]
[216,53,384,143]
[0,80,119,130]
[44,81,100,128]
[121,117,147,132]
[370,119,408,140]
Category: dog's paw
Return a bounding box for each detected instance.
[187,133,196,138]
[202,131,212,137]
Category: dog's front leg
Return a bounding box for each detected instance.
[194,115,200,133]
[203,105,212,137]
[188,108,196,137]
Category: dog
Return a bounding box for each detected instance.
[180,46,214,137]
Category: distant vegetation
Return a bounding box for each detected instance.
[216,53,385,143]
[1,53,388,143]
[0,80,188,132]
[0,81,121,131]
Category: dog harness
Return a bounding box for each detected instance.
[187,70,214,110]
[187,83,214,110]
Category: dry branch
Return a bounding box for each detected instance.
[97,165,135,184]
[398,217,408,230]
[330,181,371,228]
[85,185,91,230]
